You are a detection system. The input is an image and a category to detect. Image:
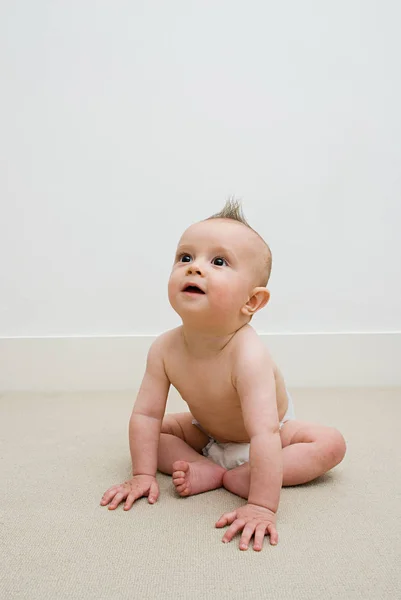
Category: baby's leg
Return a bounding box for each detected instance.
[159,413,226,496]
[223,421,346,498]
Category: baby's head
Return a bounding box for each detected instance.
[168,199,272,333]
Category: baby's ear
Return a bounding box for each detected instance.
[241,287,270,317]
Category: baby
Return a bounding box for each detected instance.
[100,200,346,551]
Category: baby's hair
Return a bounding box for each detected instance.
[207,197,250,226]
[207,198,272,285]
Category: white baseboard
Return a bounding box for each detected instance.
[0,332,399,391]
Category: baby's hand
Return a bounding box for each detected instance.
[100,475,159,510]
[215,503,278,551]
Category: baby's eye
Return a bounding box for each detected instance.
[212,257,228,267]
[179,254,192,263]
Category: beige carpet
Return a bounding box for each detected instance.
[1,388,400,599]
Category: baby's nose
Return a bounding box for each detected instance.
[186,264,203,276]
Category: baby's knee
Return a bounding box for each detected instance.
[222,465,250,500]
[322,428,347,468]
[160,415,184,439]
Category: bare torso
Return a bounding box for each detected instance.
[162,326,288,443]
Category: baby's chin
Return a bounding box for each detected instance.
[177,306,247,332]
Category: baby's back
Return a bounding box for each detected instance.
[162,326,288,443]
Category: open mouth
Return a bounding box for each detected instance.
[183,284,205,294]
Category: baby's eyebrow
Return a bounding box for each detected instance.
[174,245,237,262]
[212,247,237,261]
[175,245,191,255]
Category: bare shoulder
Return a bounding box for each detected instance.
[231,326,289,417]
[148,327,182,362]
[230,324,273,368]
[233,325,283,379]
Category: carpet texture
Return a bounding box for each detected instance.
[1,388,400,599]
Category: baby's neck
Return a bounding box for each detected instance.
[181,324,246,358]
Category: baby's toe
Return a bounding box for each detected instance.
[177,485,190,496]
[173,460,189,473]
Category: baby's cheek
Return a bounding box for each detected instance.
[213,287,241,311]
[167,276,180,303]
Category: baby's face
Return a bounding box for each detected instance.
[168,219,265,331]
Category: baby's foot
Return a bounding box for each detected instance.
[172,460,226,497]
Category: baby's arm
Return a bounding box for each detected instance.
[236,348,283,513]
[216,339,281,549]
[129,336,170,478]
[100,336,170,510]
[235,346,282,513]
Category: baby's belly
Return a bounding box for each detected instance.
[189,405,250,444]
[187,384,289,444]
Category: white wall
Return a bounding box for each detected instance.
[1,0,400,339]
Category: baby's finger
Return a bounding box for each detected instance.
[267,523,279,546]
[239,524,256,551]
[108,491,127,510]
[123,491,142,511]
[100,486,119,505]
[222,519,246,544]
[215,511,237,528]
[253,524,267,552]
[148,481,159,504]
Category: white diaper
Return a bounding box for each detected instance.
[193,390,295,471]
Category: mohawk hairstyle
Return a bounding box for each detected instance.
[207,197,272,285]
[207,197,250,227]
